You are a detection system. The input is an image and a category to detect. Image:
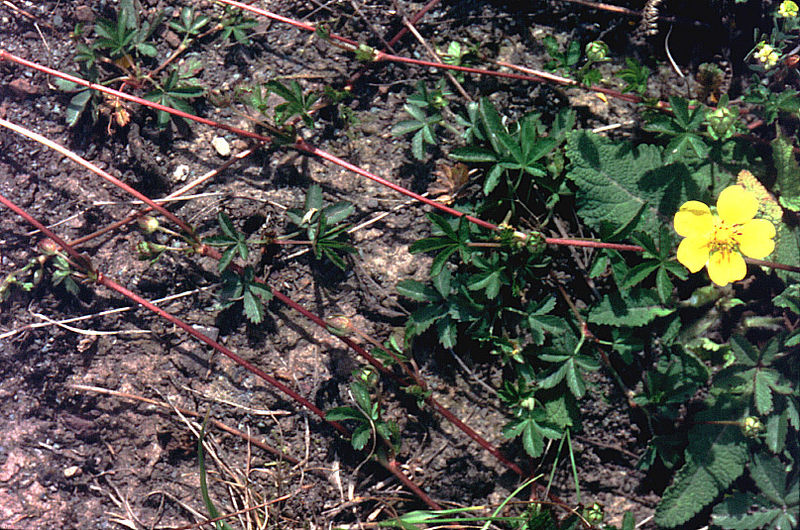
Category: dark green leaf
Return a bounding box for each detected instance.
[351,423,371,450]
[396,280,437,301]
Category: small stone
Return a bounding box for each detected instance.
[63,466,81,478]
[211,137,231,157]
[74,5,94,22]
[8,78,38,97]
[172,164,190,181]
[163,30,181,48]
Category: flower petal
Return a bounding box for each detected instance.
[717,185,758,225]
[677,237,710,273]
[736,218,776,259]
[674,201,712,238]
[707,250,747,286]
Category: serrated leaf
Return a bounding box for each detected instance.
[411,129,425,160]
[392,119,423,136]
[655,423,747,527]
[436,318,457,348]
[450,146,497,163]
[712,492,783,530]
[430,246,458,277]
[396,280,436,302]
[242,289,264,323]
[326,406,365,422]
[322,201,354,225]
[772,134,800,211]
[765,411,788,454]
[483,164,504,194]
[588,289,673,327]
[621,261,660,288]
[351,423,371,451]
[566,130,707,236]
[754,370,777,415]
[305,183,323,212]
[750,452,788,506]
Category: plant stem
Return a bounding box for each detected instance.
[0,191,442,510]
[1,50,650,254]
[0,117,196,239]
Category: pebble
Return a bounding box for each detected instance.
[63,466,81,478]
[172,164,190,181]
[211,136,230,157]
[8,78,38,97]
[74,5,94,22]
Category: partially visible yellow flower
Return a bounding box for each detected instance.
[779,0,799,17]
[673,185,776,286]
[754,42,781,69]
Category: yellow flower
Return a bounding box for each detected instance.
[754,42,781,69]
[779,0,799,17]
[673,185,776,286]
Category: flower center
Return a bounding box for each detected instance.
[708,217,740,254]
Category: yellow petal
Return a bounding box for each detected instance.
[674,201,712,238]
[717,185,758,225]
[707,250,747,286]
[677,237,710,273]
[736,218,776,258]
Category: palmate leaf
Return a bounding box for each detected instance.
[565,130,711,236]
[588,288,673,327]
[655,423,748,528]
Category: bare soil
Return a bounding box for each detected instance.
[0,0,776,528]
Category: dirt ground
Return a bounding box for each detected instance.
[0,0,776,528]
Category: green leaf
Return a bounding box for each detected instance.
[242,288,264,323]
[765,411,788,454]
[326,406,366,422]
[712,492,783,530]
[588,289,673,327]
[409,237,455,254]
[478,97,510,155]
[655,423,747,527]
[620,261,660,289]
[351,423,371,451]
[436,318,457,348]
[218,246,236,272]
[566,130,707,236]
[411,129,425,160]
[483,164,505,195]
[198,418,236,530]
[392,120,424,136]
[350,381,372,414]
[449,146,497,163]
[430,246,458,277]
[305,183,323,212]
[65,90,92,127]
[750,452,788,506]
[396,280,437,302]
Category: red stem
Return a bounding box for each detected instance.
[0,117,196,239]
[0,49,644,254]
[0,190,442,510]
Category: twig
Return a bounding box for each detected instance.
[68,383,299,464]
[400,16,472,102]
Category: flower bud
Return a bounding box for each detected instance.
[585,41,609,62]
[138,216,160,234]
[583,503,604,525]
[38,238,59,255]
[707,106,736,139]
[743,416,764,437]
